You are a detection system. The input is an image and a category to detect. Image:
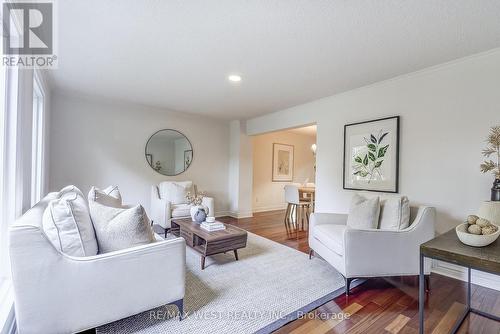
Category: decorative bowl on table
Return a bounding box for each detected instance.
[456,222,500,247]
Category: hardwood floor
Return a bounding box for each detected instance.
[220,210,500,334]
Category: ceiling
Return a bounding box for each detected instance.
[50,0,500,120]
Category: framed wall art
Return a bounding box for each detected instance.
[343,116,400,193]
[272,143,294,182]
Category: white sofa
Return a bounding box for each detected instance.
[9,192,186,334]
[309,204,436,295]
[150,181,215,232]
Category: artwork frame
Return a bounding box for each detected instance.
[272,143,294,182]
[184,149,193,170]
[146,154,153,166]
[343,116,400,193]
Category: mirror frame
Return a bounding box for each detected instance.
[144,129,194,176]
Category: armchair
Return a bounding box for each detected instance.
[9,193,186,334]
[309,205,435,295]
[150,181,215,231]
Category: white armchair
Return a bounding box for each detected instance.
[309,205,436,295]
[9,193,186,334]
[150,181,215,232]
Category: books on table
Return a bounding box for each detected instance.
[201,221,226,232]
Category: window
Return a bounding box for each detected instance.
[31,73,45,206]
[0,57,6,284]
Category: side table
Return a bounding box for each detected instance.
[419,228,500,333]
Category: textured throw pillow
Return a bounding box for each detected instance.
[88,185,122,208]
[347,194,380,229]
[158,181,192,204]
[89,201,155,253]
[379,196,410,230]
[43,186,98,256]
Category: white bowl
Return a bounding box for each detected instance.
[205,216,216,223]
[456,222,500,247]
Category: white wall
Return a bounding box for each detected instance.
[247,48,500,234]
[228,120,253,218]
[49,92,231,215]
[252,130,316,212]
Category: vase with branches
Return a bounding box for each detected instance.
[480,125,500,201]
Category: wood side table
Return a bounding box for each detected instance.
[419,228,500,333]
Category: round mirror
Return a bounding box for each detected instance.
[145,129,193,176]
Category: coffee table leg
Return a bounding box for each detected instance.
[234,249,239,261]
[201,256,205,270]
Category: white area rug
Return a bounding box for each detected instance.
[97,232,345,334]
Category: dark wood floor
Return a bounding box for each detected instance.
[220,210,500,334]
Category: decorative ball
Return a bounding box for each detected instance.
[467,224,482,235]
[467,215,479,224]
[481,225,497,235]
[476,218,491,228]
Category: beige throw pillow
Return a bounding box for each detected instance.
[379,196,411,230]
[89,201,155,253]
[88,185,122,208]
[347,194,380,229]
[43,186,98,256]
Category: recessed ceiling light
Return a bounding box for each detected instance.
[228,74,242,82]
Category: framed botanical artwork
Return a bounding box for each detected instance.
[272,143,294,182]
[343,116,400,193]
[184,150,193,170]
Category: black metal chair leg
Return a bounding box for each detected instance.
[346,277,353,296]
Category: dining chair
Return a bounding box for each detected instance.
[284,185,311,234]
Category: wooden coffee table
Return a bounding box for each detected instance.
[171,218,248,270]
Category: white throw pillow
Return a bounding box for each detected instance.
[88,185,122,208]
[347,194,380,229]
[89,201,155,253]
[379,196,410,230]
[158,181,192,204]
[43,186,98,256]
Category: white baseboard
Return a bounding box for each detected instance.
[226,211,253,219]
[432,260,500,291]
[214,211,233,218]
[252,204,287,213]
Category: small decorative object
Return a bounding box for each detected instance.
[467,224,482,235]
[193,207,207,223]
[467,215,479,224]
[456,216,500,247]
[343,116,399,193]
[478,201,500,225]
[272,143,294,182]
[480,125,500,201]
[186,190,205,206]
[184,150,193,170]
[154,161,162,171]
[482,225,498,235]
[186,190,208,222]
[206,216,216,223]
[476,218,491,228]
